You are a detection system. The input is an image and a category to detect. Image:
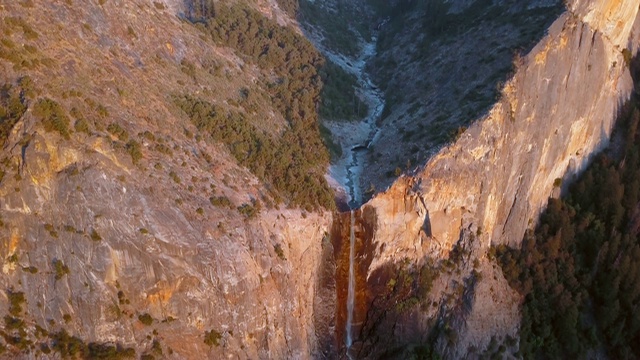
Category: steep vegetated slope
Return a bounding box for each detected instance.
[177,2,335,210]
[285,0,374,161]
[364,0,565,194]
[0,0,334,358]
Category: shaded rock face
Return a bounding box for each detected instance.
[329,0,640,357]
[364,0,566,197]
[328,204,520,359]
[375,0,639,256]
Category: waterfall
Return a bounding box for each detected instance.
[346,210,356,351]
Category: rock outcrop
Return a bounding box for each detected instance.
[348,0,640,355]
[0,1,331,358]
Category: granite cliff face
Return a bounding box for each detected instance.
[339,0,640,356]
[370,0,640,271]
[0,0,331,358]
[1,0,639,358]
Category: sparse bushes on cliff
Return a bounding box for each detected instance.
[204,329,221,347]
[176,95,334,210]
[319,61,368,121]
[138,313,153,326]
[33,98,71,139]
[0,82,27,146]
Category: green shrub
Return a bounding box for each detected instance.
[50,329,87,358]
[107,123,128,141]
[17,76,35,98]
[138,313,153,326]
[169,171,181,184]
[204,329,221,347]
[74,118,90,134]
[210,196,232,208]
[4,17,38,40]
[53,259,69,280]
[126,26,137,39]
[87,342,135,359]
[237,203,259,219]
[33,98,71,139]
[0,83,27,145]
[125,140,142,164]
[7,290,26,316]
[90,229,102,241]
[553,177,562,187]
[44,223,58,238]
[117,290,130,305]
[274,244,286,260]
[151,339,162,355]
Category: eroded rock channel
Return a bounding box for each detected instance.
[321,36,385,210]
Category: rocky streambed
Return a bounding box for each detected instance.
[320,36,386,209]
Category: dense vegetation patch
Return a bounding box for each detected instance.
[319,61,368,121]
[179,3,341,210]
[495,58,640,359]
[370,0,564,155]
[298,0,368,57]
[0,81,28,146]
[33,98,71,139]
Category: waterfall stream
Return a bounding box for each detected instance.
[306,16,386,357]
[346,210,356,354]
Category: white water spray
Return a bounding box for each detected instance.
[346,210,356,351]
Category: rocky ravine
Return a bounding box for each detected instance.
[331,0,640,357]
[1,0,639,359]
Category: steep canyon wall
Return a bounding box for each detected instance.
[343,0,640,356]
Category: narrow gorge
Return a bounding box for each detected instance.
[321,0,640,358]
[0,0,639,358]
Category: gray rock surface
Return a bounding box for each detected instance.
[357,0,640,355]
